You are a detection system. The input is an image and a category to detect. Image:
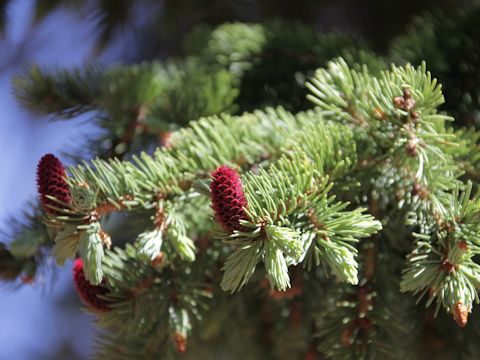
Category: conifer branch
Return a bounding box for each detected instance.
[5,18,480,356]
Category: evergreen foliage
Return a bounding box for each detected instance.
[4,12,480,359]
[391,3,480,127]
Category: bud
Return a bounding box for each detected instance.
[406,140,418,157]
[393,96,405,108]
[71,183,97,211]
[174,332,187,353]
[453,302,468,327]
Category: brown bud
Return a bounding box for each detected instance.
[404,97,416,111]
[411,182,422,196]
[174,332,187,353]
[373,107,387,121]
[393,96,405,108]
[453,302,468,327]
[433,211,442,225]
[406,141,418,157]
[458,241,468,251]
[413,184,429,200]
[445,222,455,233]
[441,258,456,274]
[402,87,412,99]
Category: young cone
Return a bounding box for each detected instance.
[210,165,248,232]
[73,258,111,312]
[36,154,71,214]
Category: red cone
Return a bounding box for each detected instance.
[36,154,71,214]
[210,165,248,232]
[73,258,111,312]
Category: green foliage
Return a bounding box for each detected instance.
[401,183,480,316]
[6,17,480,360]
[165,213,196,262]
[391,5,480,126]
[13,60,239,157]
[66,107,322,208]
[94,244,211,359]
[78,222,105,284]
[12,64,102,118]
[307,59,462,217]
[0,208,50,281]
[220,241,262,293]
[304,202,382,284]
[71,184,98,211]
[9,228,47,258]
[11,21,384,158]
[184,20,385,111]
[217,122,380,291]
[135,228,163,261]
[52,226,80,265]
[146,61,238,130]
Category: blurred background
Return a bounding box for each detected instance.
[0,0,471,358]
